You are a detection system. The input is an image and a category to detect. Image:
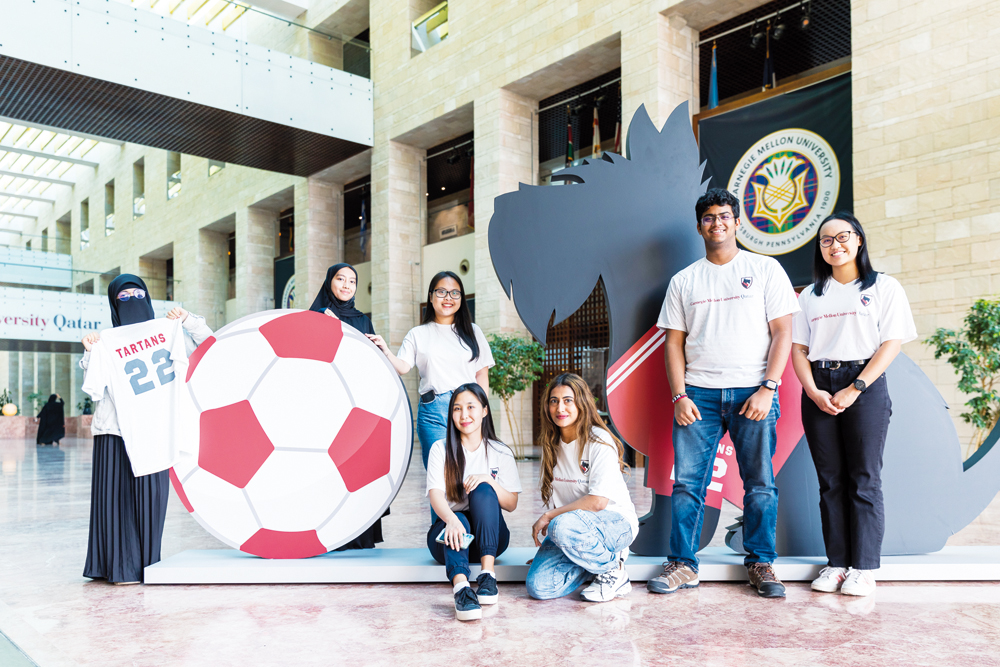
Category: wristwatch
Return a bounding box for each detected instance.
[761,379,778,391]
[853,378,867,392]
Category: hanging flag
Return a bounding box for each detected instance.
[592,106,602,159]
[613,83,622,155]
[709,42,720,109]
[762,26,776,91]
[359,194,368,260]
[468,152,475,229]
[565,106,575,168]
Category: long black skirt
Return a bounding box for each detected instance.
[83,434,169,583]
[335,509,388,551]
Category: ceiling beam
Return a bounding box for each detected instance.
[0,143,99,168]
[0,169,73,186]
[0,210,38,219]
[0,115,125,147]
[0,191,56,204]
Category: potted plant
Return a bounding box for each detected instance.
[487,333,545,459]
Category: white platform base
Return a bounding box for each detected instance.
[144,546,1000,585]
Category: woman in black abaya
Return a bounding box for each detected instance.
[81,274,213,584]
[36,394,65,446]
[310,263,388,549]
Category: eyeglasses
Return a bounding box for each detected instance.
[433,289,462,299]
[819,231,858,248]
[116,289,146,301]
[700,213,735,225]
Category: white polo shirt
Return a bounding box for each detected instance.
[657,250,800,389]
[793,273,917,361]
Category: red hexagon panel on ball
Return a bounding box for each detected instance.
[169,310,412,559]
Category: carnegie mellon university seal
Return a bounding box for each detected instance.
[728,128,840,256]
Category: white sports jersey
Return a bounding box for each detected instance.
[82,318,196,476]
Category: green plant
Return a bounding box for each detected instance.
[27,392,46,414]
[487,333,545,458]
[77,397,94,415]
[925,298,1000,449]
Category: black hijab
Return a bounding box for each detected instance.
[108,274,155,328]
[309,263,375,335]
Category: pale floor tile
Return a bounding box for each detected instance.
[1,438,999,667]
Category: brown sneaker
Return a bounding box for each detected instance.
[747,562,786,598]
[646,561,699,594]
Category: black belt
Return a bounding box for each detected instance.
[812,359,869,370]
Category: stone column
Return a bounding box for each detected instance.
[294,178,342,309]
[371,140,425,423]
[19,352,35,414]
[54,354,72,416]
[473,89,538,450]
[37,353,51,397]
[175,228,229,330]
[235,206,277,319]
[621,13,699,135]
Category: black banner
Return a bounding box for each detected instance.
[698,73,853,286]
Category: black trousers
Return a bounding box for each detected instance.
[427,484,510,581]
[801,366,891,570]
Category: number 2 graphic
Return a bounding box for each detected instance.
[125,349,176,396]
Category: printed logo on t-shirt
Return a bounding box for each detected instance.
[861,294,872,307]
[490,467,499,480]
[580,460,590,474]
[741,276,753,289]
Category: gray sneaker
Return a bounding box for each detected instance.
[646,561,699,594]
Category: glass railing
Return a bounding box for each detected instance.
[111,0,371,78]
[412,2,448,53]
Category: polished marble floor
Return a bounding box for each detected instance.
[1,437,1000,667]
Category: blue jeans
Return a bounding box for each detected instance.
[525,510,633,600]
[670,385,779,569]
[427,484,510,581]
[416,390,452,469]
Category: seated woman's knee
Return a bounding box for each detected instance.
[468,482,499,505]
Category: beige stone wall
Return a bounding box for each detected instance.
[852,0,1000,458]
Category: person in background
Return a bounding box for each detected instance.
[80,274,213,584]
[36,394,65,446]
[526,373,637,603]
[370,271,494,470]
[426,383,520,621]
[792,212,915,597]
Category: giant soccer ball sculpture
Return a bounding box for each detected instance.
[169,309,412,559]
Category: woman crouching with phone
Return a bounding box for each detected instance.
[426,383,521,621]
[526,373,638,603]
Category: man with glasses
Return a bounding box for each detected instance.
[647,188,799,598]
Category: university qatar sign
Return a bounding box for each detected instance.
[0,287,177,351]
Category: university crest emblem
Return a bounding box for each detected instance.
[728,129,840,256]
[490,467,499,480]
[741,277,753,289]
[580,460,590,474]
[861,294,872,307]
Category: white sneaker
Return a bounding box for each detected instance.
[811,566,848,593]
[841,569,876,596]
[581,564,631,602]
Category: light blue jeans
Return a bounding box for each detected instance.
[416,390,452,469]
[526,510,633,600]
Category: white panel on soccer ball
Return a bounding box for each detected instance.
[214,310,291,338]
[250,359,351,451]
[188,332,277,412]
[182,469,260,547]
[389,399,412,480]
[333,335,399,418]
[316,477,392,548]
[172,451,199,480]
[245,451,348,532]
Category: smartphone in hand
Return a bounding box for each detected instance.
[435,528,474,550]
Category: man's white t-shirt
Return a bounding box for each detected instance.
[426,439,522,512]
[397,322,495,395]
[549,427,639,541]
[793,273,917,362]
[82,318,197,476]
[657,250,800,389]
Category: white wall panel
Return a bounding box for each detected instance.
[1,0,371,146]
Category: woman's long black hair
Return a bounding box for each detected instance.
[422,270,479,361]
[443,383,503,504]
[812,211,879,297]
